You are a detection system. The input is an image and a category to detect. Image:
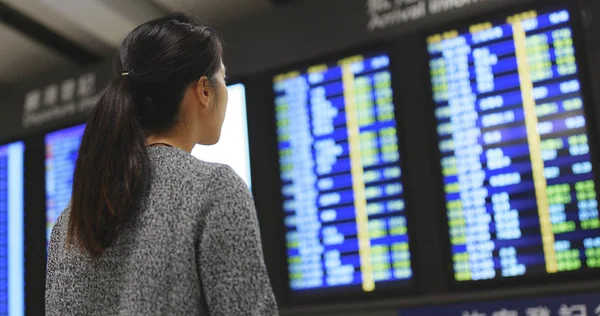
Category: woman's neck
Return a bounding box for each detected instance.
[146,135,194,153]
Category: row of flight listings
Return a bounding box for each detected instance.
[1,4,600,314]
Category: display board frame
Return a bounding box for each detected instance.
[265,41,422,306]
[420,0,600,291]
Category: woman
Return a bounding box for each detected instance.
[45,14,278,316]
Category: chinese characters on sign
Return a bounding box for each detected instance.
[525,306,551,316]
[398,292,600,316]
[21,72,100,128]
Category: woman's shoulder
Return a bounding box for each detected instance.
[148,146,250,198]
[148,146,218,179]
[206,163,250,195]
[48,204,71,247]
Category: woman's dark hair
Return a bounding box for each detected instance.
[67,13,223,257]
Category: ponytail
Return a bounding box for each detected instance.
[67,75,150,257]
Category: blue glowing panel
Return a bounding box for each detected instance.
[274,52,413,293]
[45,124,86,244]
[0,141,25,316]
[427,8,600,281]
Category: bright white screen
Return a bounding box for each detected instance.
[191,83,252,189]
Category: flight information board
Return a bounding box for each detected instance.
[274,52,413,294]
[45,124,85,244]
[0,141,25,316]
[427,7,600,282]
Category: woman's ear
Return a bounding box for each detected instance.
[195,76,212,111]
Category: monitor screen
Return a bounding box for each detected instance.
[0,141,25,316]
[427,7,600,282]
[45,124,85,244]
[192,83,252,188]
[274,51,413,294]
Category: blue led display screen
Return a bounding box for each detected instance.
[427,8,600,281]
[0,141,25,316]
[274,52,413,293]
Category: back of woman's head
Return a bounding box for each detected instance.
[68,13,223,257]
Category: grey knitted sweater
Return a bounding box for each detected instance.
[45,146,279,315]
